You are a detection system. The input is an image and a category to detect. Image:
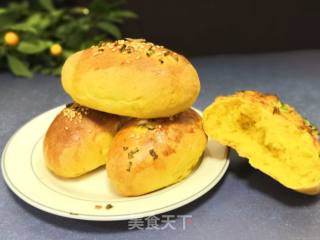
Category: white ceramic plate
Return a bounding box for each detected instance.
[1,106,229,221]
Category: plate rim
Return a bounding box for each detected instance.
[1,105,229,221]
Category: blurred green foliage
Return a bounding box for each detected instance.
[0,0,137,77]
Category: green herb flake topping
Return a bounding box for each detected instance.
[303,118,319,136]
[149,149,158,160]
[126,161,133,172]
[123,146,129,151]
[279,101,289,112]
[128,147,139,159]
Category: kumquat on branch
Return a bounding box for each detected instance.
[0,0,137,77]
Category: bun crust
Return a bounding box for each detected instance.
[203,90,320,195]
[106,109,207,196]
[44,103,121,178]
[61,39,200,118]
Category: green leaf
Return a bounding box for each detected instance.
[9,23,38,34]
[52,66,62,76]
[49,9,64,23]
[89,0,112,14]
[70,7,90,15]
[32,65,42,72]
[0,46,5,57]
[109,10,138,19]
[8,2,29,13]
[106,0,127,10]
[26,13,51,30]
[38,0,55,11]
[76,17,91,31]
[0,8,7,15]
[7,55,32,78]
[65,31,86,49]
[26,13,42,25]
[97,22,121,39]
[0,14,16,30]
[40,67,52,75]
[56,22,77,38]
[62,50,74,58]
[17,40,51,54]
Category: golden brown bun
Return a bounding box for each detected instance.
[61,39,200,118]
[107,109,207,196]
[44,103,121,178]
[203,90,320,195]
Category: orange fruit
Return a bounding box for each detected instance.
[50,44,63,56]
[4,32,20,46]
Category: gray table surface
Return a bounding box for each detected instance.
[1,50,320,240]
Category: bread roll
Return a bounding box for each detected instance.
[44,103,121,178]
[203,90,320,195]
[106,109,207,196]
[61,38,200,118]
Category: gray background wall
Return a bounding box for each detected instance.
[122,0,320,56]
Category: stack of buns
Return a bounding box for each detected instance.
[44,38,320,197]
[44,39,207,196]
